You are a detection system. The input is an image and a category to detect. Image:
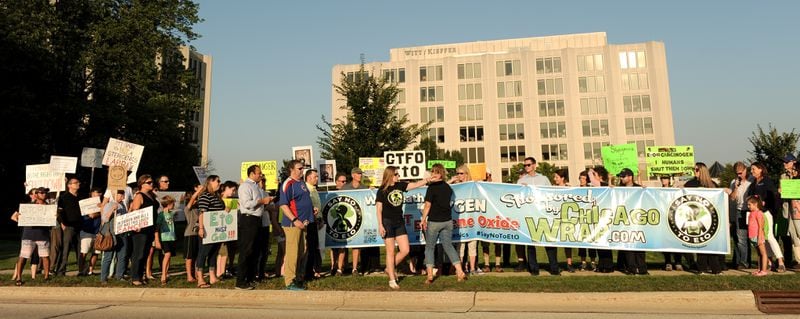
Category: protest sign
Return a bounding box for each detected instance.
[384,150,426,180]
[319,182,729,254]
[156,191,187,221]
[358,157,386,187]
[601,144,639,176]
[319,160,337,187]
[81,147,105,169]
[102,138,144,183]
[49,156,78,174]
[292,145,314,169]
[107,166,128,191]
[241,161,278,190]
[114,206,154,235]
[79,197,102,216]
[201,209,238,244]
[467,163,487,182]
[17,204,58,227]
[25,164,65,194]
[427,160,456,169]
[646,146,695,176]
[192,166,208,185]
[781,179,800,199]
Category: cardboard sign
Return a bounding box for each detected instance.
[107,166,128,191]
[25,164,65,194]
[358,157,386,187]
[319,160,337,187]
[50,156,78,174]
[156,191,187,221]
[201,209,238,244]
[601,144,639,176]
[646,146,695,176]
[241,161,278,190]
[292,145,314,169]
[79,197,102,216]
[81,147,105,169]
[114,206,154,235]
[467,163,487,182]
[781,179,800,199]
[192,166,208,185]
[17,204,58,227]
[427,160,456,169]
[384,150,426,180]
[102,138,144,184]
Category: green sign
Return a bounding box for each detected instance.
[781,179,800,199]
[601,144,639,176]
[427,160,456,169]
[645,145,695,176]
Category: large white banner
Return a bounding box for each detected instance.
[18,204,58,227]
[114,206,154,235]
[201,209,238,244]
[102,138,144,184]
[25,164,65,194]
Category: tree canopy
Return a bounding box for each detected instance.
[748,124,798,180]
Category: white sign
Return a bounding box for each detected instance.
[202,209,238,244]
[319,160,337,187]
[114,206,154,235]
[81,147,105,168]
[18,204,58,227]
[292,145,314,169]
[79,197,102,216]
[49,156,78,174]
[102,138,144,184]
[192,166,208,185]
[156,191,186,222]
[383,150,426,180]
[25,164,65,194]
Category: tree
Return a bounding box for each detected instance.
[748,124,799,181]
[317,63,429,174]
[718,162,737,189]
[413,137,464,175]
[505,161,557,184]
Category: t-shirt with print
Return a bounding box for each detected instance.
[158,210,176,241]
[376,182,409,224]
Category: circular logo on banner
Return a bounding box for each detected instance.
[323,196,363,242]
[667,194,719,246]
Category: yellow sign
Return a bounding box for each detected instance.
[241,161,278,190]
[467,163,486,182]
[358,157,386,187]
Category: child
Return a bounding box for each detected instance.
[156,195,177,285]
[747,196,769,276]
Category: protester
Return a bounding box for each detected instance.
[128,175,161,286]
[552,169,575,273]
[746,162,785,272]
[781,154,799,268]
[576,170,597,271]
[330,173,349,276]
[617,168,648,275]
[55,177,84,276]
[11,187,51,285]
[448,164,480,275]
[156,195,176,285]
[341,167,368,276]
[236,165,272,290]
[661,174,684,271]
[725,162,752,270]
[279,160,315,290]
[588,166,614,273]
[517,157,557,276]
[195,175,224,288]
[377,166,431,289]
[145,175,171,280]
[421,163,465,284]
[218,181,239,279]
[100,190,128,284]
[685,163,722,275]
[304,169,325,280]
[748,196,769,276]
[183,184,202,283]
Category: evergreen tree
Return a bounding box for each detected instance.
[748,124,798,180]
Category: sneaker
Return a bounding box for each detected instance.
[777,265,786,273]
[579,261,587,272]
[675,264,684,271]
[589,261,596,271]
[493,266,504,273]
[286,282,305,291]
[351,269,361,277]
[235,285,255,290]
[665,264,673,271]
[388,280,399,290]
[473,268,485,275]
[334,269,343,277]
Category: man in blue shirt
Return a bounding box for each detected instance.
[279,160,315,290]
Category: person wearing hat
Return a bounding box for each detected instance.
[11,187,52,285]
[781,153,800,268]
[616,168,648,275]
[341,167,369,275]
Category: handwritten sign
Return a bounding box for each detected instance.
[359,157,386,187]
[427,160,456,169]
[241,161,278,190]
[192,166,208,185]
[18,204,58,227]
[646,145,695,176]
[107,166,128,191]
[79,197,102,216]
[25,164,65,194]
[102,138,144,184]
[114,206,154,235]
[601,144,639,176]
[781,179,800,199]
[81,147,105,169]
[50,156,78,174]
[201,209,238,244]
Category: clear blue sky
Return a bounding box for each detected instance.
[192,0,799,182]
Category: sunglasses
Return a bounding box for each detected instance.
[144,181,153,185]
[394,173,400,176]
[457,172,465,175]
[523,164,532,167]
[35,191,46,194]
[160,180,170,183]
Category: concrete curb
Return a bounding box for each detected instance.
[0,287,762,315]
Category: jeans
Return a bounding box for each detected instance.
[733,213,751,268]
[424,221,460,267]
[114,234,131,280]
[527,246,559,273]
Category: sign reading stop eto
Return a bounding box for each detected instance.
[384,150,426,180]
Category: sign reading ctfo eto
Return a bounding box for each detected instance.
[600,144,639,176]
[781,179,800,199]
[646,146,695,176]
[427,160,456,169]
[384,150,426,180]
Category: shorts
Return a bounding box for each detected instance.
[382,219,407,239]
[160,241,176,255]
[184,235,199,260]
[80,232,96,254]
[20,240,49,259]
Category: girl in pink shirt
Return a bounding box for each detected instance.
[747,196,768,276]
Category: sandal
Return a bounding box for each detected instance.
[424,277,433,285]
[131,281,143,286]
[197,283,211,288]
[15,280,23,286]
[457,272,468,282]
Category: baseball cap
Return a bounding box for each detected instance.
[783,153,797,163]
[616,168,634,178]
[35,187,49,193]
[351,167,363,174]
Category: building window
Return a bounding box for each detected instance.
[419,65,443,82]
[193,127,199,143]
[500,145,526,163]
[496,60,521,77]
[583,141,610,160]
[497,81,522,98]
[536,57,562,74]
[536,78,564,95]
[420,86,443,102]
[393,108,407,120]
[346,70,369,82]
[423,127,445,143]
[499,123,525,141]
[581,119,609,137]
[458,83,482,100]
[538,100,565,117]
[498,102,523,119]
[619,50,647,69]
[460,125,484,142]
[621,73,649,90]
[580,97,608,115]
[577,54,604,72]
[578,76,606,93]
[627,139,655,157]
[625,117,654,135]
[420,106,444,123]
[461,147,486,163]
[457,63,481,79]
[393,88,406,104]
[459,104,483,121]
[623,95,651,113]
[541,144,568,161]
[540,122,566,139]
[382,68,405,83]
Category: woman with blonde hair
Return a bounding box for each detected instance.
[422,164,467,284]
[449,164,480,275]
[376,166,431,289]
[684,162,722,274]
